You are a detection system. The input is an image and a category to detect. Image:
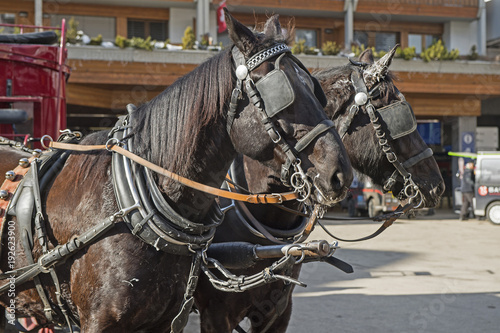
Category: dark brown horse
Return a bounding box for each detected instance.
[0,12,352,332]
[194,47,445,332]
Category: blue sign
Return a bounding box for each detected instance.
[461,132,475,153]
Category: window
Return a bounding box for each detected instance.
[353,31,368,47]
[375,32,399,52]
[408,34,441,54]
[295,29,317,48]
[0,13,16,33]
[51,15,116,41]
[353,31,399,50]
[128,20,167,41]
[409,34,423,53]
[479,159,500,185]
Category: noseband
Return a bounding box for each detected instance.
[227,44,332,202]
[341,66,433,207]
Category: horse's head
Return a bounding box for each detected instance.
[317,46,444,208]
[225,10,352,206]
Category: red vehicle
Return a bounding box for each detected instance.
[0,20,69,333]
[0,20,70,147]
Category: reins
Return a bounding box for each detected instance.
[47,140,298,204]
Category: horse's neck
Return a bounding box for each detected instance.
[163,137,235,222]
[240,156,303,229]
[132,111,235,223]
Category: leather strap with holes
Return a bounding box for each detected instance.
[0,157,34,224]
[49,141,298,204]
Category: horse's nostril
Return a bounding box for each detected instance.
[332,168,353,191]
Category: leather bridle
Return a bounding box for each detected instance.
[228,44,333,202]
[340,63,433,207]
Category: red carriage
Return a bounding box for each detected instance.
[0,20,69,147]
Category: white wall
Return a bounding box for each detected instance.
[487,0,500,41]
[169,7,218,45]
[443,20,478,55]
[169,8,196,44]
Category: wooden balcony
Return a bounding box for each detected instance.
[356,0,479,19]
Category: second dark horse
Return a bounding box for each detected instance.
[194,44,445,332]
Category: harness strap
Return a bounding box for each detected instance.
[295,119,335,153]
[384,148,434,191]
[317,202,414,242]
[170,251,202,333]
[48,141,298,204]
[337,104,359,139]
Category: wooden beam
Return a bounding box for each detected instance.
[405,93,481,117]
[66,60,197,86]
[394,72,500,96]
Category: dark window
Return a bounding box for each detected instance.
[375,32,399,52]
[128,20,167,41]
[479,159,500,185]
[295,29,318,48]
[0,13,16,33]
[408,34,442,54]
[353,31,368,47]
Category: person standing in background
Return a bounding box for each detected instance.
[460,161,475,221]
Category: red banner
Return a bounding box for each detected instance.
[217,1,227,33]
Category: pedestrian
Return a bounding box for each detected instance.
[460,161,475,220]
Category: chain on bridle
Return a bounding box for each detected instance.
[227,44,332,202]
[341,64,433,208]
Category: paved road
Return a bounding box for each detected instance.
[186,209,500,333]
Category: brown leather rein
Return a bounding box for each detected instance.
[48,141,299,205]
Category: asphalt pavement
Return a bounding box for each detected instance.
[185,208,500,333]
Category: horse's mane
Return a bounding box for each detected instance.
[129,31,290,186]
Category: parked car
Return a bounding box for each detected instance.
[341,175,399,217]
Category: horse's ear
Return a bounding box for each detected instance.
[225,8,257,56]
[263,14,281,37]
[358,48,374,65]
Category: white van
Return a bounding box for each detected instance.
[473,152,500,225]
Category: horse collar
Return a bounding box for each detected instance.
[110,115,223,255]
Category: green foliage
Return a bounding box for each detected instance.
[182,26,196,50]
[66,17,79,43]
[351,44,365,57]
[292,39,318,55]
[420,40,459,62]
[396,46,417,60]
[89,34,102,46]
[115,35,130,48]
[115,35,155,51]
[467,45,479,61]
[129,36,155,51]
[351,45,387,58]
[291,39,305,54]
[321,41,341,56]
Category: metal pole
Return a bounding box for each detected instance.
[344,0,354,50]
[34,0,43,31]
[477,0,487,56]
[203,0,210,39]
[196,0,204,42]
